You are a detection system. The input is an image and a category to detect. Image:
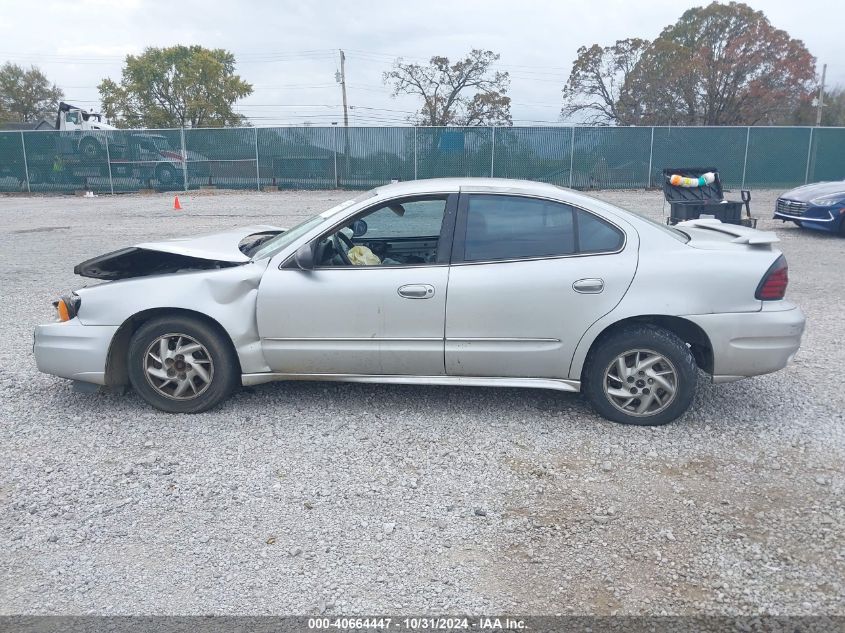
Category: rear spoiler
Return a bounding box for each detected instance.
[676,218,779,245]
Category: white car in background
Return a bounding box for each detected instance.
[34,178,805,425]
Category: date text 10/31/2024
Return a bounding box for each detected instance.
[308,616,527,630]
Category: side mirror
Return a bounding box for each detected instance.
[351,219,368,237]
[294,243,315,270]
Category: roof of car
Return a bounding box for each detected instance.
[368,177,659,235]
[369,177,644,225]
[373,177,569,198]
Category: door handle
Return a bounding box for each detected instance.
[398,284,435,299]
[572,278,604,294]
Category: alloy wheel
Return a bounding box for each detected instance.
[603,348,678,417]
[143,333,214,400]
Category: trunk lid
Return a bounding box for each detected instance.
[74,225,284,280]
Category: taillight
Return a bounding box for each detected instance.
[756,255,788,300]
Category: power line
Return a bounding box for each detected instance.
[5,45,568,127]
[62,83,341,91]
[0,48,338,60]
[1,46,571,74]
[344,48,571,72]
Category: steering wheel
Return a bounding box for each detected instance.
[332,231,355,265]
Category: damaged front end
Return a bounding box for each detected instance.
[74,225,284,280]
[36,224,289,391]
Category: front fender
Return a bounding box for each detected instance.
[75,261,271,374]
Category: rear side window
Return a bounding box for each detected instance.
[463,195,575,262]
[576,208,624,252]
[462,194,623,262]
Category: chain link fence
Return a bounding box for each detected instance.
[1,126,842,193]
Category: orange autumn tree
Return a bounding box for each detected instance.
[562,2,816,126]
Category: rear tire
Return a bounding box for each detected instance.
[156,164,180,189]
[582,325,698,426]
[127,315,239,413]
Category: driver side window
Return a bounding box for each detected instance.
[318,196,448,267]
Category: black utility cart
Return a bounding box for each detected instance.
[662,166,756,228]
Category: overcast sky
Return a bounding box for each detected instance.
[0,0,841,126]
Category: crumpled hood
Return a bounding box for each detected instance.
[74,225,284,280]
[780,181,845,202]
[134,225,283,262]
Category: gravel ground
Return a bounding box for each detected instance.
[0,187,842,616]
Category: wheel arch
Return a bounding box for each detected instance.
[104,307,240,387]
[78,135,101,154]
[578,314,714,381]
[155,162,181,183]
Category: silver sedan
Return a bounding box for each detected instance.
[34,178,805,425]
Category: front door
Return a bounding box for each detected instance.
[257,194,457,376]
[444,193,638,379]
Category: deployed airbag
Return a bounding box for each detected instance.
[347,245,381,266]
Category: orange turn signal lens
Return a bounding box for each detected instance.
[56,299,71,322]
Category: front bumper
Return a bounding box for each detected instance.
[773,207,842,232]
[684,303,805,381]
[33,318,119,385]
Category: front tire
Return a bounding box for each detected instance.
[128,316,239,413]
[79,137,102,160]
[582,325,698,426]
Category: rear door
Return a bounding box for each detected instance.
[444,193,639,379]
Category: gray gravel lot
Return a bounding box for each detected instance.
[0,187,843,616]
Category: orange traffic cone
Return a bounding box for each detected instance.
[173,195,182,211]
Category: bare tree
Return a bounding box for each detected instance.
[562,3,816,126]
[384,49,511,126]
[561,39,649,125]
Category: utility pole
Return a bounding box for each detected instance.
[338,49,349,127]
[815,63,827,127]
[336,49,350,186]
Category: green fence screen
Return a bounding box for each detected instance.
[0,126,842,193]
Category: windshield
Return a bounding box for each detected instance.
[150,137,170,150]
[133,136,172,153]
[140,136,171,151]
[249,215,325,260]
[250,189,378,260]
